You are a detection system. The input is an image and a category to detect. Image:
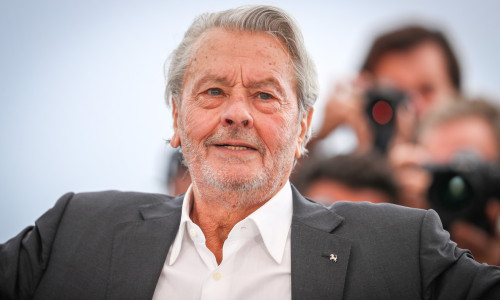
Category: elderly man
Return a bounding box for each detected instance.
[1,5,500,300]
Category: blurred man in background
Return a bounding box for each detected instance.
[391,98,500,265]
[306,25,461,156]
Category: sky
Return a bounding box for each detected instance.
[1,0,499,242]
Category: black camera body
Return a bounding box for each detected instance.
[426,155,500,232]
[364,87,408,154]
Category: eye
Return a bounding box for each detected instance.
[207,88,223,96]
[258,92,272,100]
[419,83,435,98]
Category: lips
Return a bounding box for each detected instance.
[216,143,257,151]
[204,130,264,155]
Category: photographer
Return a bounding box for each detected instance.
[306,24,461,157]
[391,99,500,265]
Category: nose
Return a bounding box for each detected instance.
[408,91,426,120]
[221,95,254,128]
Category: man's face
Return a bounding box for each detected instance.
[373,41,456,120]
[419,116,499,163]
[170,28,310,200]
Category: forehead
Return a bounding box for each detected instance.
[373,42,451,88]
[184,28,295,84]
[191,27,290,59]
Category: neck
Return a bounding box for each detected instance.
[189,181,285,264]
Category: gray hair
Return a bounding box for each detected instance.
[164,5,318,155]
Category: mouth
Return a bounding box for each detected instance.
[215,144,257,151]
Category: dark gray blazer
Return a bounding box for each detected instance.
[1,187,500,299]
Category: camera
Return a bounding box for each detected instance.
[364,86,408,154]
[425,154,500,232]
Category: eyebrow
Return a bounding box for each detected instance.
[192,75,233,94]
[246,79,286,100]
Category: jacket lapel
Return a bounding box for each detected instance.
[105,187,351,299]
[291,186,352,300]
[106,195,183,299]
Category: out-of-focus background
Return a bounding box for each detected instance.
[1,0,499,242]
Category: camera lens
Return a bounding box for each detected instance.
[426,157,500,232]
[436,174,472,210]
[371,100,393,125]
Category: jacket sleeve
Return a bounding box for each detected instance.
[0,192,74,300]
[419,209,500,299]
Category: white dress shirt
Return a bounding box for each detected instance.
[152,181,293,300]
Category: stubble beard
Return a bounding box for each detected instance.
[180,127,295,209]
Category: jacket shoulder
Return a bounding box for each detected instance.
[62,190,181,223]
[330,201,428,228]
[71,190,176,205]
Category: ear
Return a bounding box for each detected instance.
[295,108,314,158]
[170,98,181,148]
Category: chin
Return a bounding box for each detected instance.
[215,174,268,191]
[201,164,271,191]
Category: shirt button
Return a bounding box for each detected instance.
[189,228,198,237]
[212,271,222,281]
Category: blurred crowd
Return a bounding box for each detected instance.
[165,23,500,266]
